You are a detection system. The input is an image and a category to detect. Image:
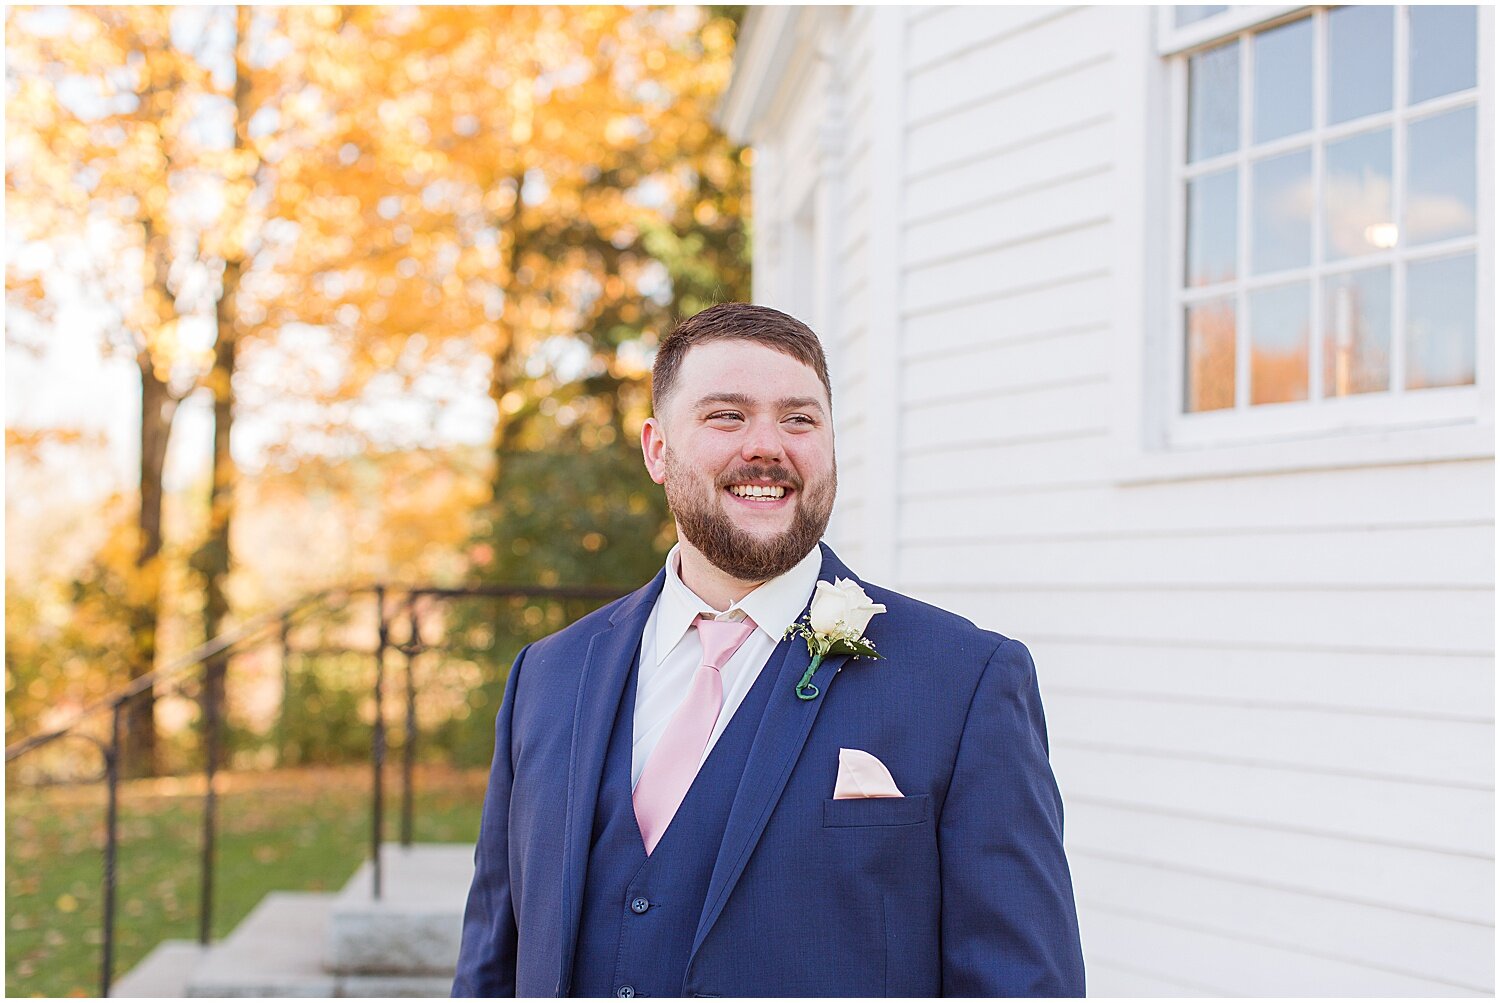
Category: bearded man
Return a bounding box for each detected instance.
[453,303,1085,997]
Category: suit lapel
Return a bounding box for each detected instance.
[556,570,664,994]
[690,543,859,959]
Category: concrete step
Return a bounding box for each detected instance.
[327,843,475,976]
[110,844,473,997]
[186,891,339,997]
[110,939,207,998]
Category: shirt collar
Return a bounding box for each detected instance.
[654,542,824,665]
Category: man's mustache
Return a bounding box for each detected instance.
[716,465,802,490]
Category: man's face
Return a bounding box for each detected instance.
[642,339,836,582]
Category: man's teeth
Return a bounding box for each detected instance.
[728,484,786,499]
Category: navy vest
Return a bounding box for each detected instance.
[569,643,779,998]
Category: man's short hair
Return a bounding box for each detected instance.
[651,302,833,414]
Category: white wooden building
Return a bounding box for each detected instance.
[720,5,1494,995]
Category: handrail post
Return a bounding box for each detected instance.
[372,585,389,898]
[199,656,223,945]
[401,597,421,848]
[101,700,124,998]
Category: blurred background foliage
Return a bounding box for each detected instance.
[5,4,751,779]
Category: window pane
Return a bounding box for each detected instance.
[1253,16,1313,143]
[1410,5,1478,105]
[1328,5,1394,125]
[1185,298,1237,412]
[1324,128,1394,261]
[1250,282,1311,404]
[1176,6,1228,29]
[1186,169,1238,287]
[1406,106,1477,245]
[1324,267,1392,396]
[1251,148,1312,274]
[1188,41,1239,162]
[1406,253,1476,389]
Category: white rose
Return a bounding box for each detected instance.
[810,577,887,638]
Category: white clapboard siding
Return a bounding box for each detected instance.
[907,6,1113,122]
[1071,853,1495,989]
[920,585,1494,654]
[904,117,1113,223]
[1051,744,1492,857]
[902,223,1111,316]
[903,524,1496,588]
[1066,801,1494,925]
[901,327,1110,404]
[902,169,1113,269]
[1031,640,1494,719]
[1080,907,1491,996]
[906,5,1074,76]
[901,459,1496,537]
[736,3,1494,994]
[905,57,1114,177]
[902,273,1112,358]
[901,377,1111,451]
[1081,959,1223,997]
[900,434,1117,498]
[1042,690,1492,786]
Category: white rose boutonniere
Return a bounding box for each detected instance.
[783,578,887,700]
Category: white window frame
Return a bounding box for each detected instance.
[1111,4,1494,484]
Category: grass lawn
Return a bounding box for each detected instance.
[5,763,489,998]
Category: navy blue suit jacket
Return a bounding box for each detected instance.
[454,544,1085,996]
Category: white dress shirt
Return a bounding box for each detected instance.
[630,542,823,790]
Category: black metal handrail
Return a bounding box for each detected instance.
[4,579,627,997]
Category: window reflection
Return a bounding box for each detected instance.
[1250,283,1310,405]
[1324,128,1393,260]
[1407,254,1477,389]
[1406,107,1477,245]
[1324,268,1392,396]
[1409,5,1477,104]
[1327,5,1394,124]
[1253,17,1312,143]
[1185,299,1236,412]
[1189,41,1239,162]
[1186,169,1237,286]
[1251,149,1313,274]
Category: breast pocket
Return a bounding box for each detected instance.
[822,793,929,828]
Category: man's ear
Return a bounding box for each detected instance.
[641,416,667,485]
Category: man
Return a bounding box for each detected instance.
[453,303,1085,997]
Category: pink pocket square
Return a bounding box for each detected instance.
[833,747,904,799]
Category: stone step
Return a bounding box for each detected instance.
[110,844,474,997]
[110,939,207,998]
[186,891,339,997]
[327,843,475,976]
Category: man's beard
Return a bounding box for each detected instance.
[663,448,836,583]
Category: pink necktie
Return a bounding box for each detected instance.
[633,616,756,855]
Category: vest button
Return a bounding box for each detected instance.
[630,897,650,914]
[616,986,635,998]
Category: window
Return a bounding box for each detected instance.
[1166,6,1485,445]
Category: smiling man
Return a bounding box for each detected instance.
[453,303,1085,998]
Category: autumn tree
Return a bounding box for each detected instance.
[6,6,229,773]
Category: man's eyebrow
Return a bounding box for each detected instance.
[692,393,826,414]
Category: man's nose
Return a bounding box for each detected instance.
[740,417,784,462]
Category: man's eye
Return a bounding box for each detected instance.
[708,411,743,422]
[785,414,815,426]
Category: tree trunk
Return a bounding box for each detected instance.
[124,359,177,777]
[488,171,530,504]
[197,7,250,770]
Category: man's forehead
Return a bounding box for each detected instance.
[676,339,827,393]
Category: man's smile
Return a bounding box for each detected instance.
[725,483,790,502]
